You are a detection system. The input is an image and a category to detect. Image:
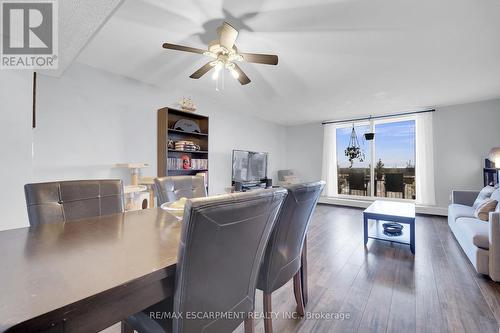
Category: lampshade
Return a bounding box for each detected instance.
[489,147,500,166]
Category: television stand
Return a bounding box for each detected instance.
[233,178,272,192]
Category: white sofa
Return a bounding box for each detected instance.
[448,190,500,281]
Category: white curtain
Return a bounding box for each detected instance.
[415,112,436,205]
[321,123,338,197]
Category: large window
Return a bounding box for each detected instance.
[336,118,416,200]
[337,123,371,197]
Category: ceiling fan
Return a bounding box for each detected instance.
[162,22,278,85]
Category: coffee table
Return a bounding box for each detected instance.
[363,200,416,254]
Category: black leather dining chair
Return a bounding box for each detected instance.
[125,188,288,333]
[257,181,325,333]
[348,172,367,196]
[384,173,405,198]
[24,179,125,226]
[154,175,207,206]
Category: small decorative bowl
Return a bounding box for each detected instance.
[382,222,403,237]
[160,198,187,221]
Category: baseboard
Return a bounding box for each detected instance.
[318,196,448,216]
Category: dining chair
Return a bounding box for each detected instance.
[24,179,124,226]
[384,173,405,198]
[124,187,288,333]
[257,181,325,333]
[154,175,207,206]
[348,172,367,196]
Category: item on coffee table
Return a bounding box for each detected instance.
[382,222,404,237]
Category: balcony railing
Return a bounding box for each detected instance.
[338,168,415,199]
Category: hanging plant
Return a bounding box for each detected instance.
[344,125,365,167]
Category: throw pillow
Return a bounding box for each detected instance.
[473,185,496,209]
[474,199,498,221]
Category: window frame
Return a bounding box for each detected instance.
[335,115,416,202]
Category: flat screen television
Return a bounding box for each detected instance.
[232,150,268,183]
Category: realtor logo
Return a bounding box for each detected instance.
[1,0,58,69]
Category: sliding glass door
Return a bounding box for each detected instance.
[335,117,416,200]
[374,119,416,199]
[336,123,371,197]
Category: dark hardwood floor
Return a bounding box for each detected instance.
[106,204,500,333]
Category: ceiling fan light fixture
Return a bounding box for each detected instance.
[211,70,219,80]
[230,68,239,79]
[162,21,278,85]
[203,51,217,58]
[214,62,223,72]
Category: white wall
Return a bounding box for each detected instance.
[3,62,499,230]
[0,63,286,231]
[285,123,324,182]
[284,99,500,212]
[34,63,286,193]
[433,99,500,208]
[0,71,34,230]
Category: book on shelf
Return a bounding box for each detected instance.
[167,157,208,171]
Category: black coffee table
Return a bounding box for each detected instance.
[363,200,416,254]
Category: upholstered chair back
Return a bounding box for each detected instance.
[24,179,124,226]
[258,181,325,293]
[154,176,207,205]
[173,188,287,332]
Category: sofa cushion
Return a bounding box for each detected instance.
[474,199,498,221]
[448,204,475,222]
[455,217,490,249]
[473,185,496,209]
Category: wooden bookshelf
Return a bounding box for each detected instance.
[157,107,209,186]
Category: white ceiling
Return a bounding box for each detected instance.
[75,0,500,125]
[40,0,123,77]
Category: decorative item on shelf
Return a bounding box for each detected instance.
[181,154,191,169]
[167,139,175,149]
[344,124,365,167]
[178,97,197,112]
[173,118,201,133]
[174,140,200,151]
[382,222,404,237]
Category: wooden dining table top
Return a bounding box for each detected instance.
[0,208,182,332]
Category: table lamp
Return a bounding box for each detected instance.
[489,147,500,167]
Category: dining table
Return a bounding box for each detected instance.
[0,208,181,333]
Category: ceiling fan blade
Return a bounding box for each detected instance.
[233,64,251,85]
[240,53,278,65]
[189,62,214,79]
[218,22,238,50]
[162,43,206,55]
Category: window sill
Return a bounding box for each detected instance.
[318,196,447,216]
